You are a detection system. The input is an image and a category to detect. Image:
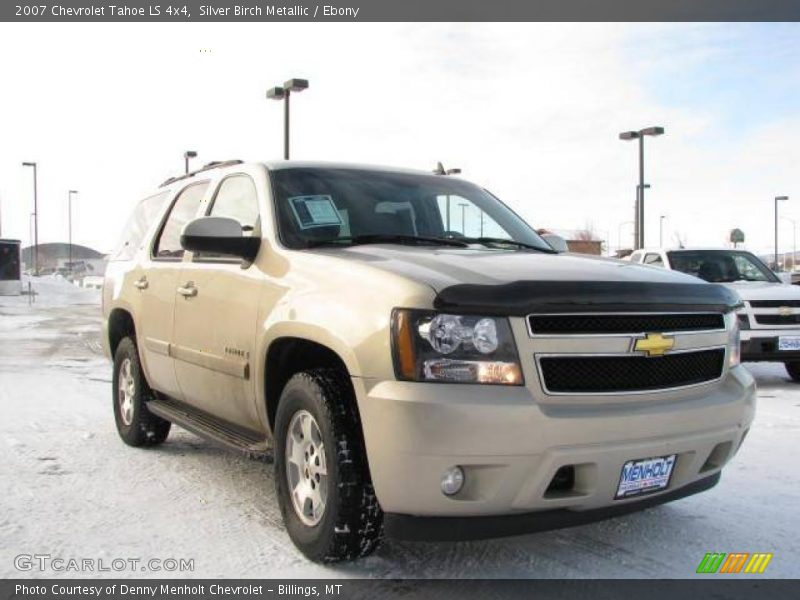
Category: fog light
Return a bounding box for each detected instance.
[441,466,465,496]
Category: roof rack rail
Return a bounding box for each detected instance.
[159,159,244,188]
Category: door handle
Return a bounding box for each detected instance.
[133,277,148,290]
[177,282,198,298]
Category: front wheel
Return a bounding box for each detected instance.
[113,336,171,446]
[274,369,383,562]
[785,361,800,382]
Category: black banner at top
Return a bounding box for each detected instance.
[3,0,800,22]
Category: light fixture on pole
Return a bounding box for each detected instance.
[775,196,789,270]
[619,126,665,249]
[184,151,197,174]
[68,190,78,278]
[659,215,666,247]
[22,162,39,275]
[267,78,309,160]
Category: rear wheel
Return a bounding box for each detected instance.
[113,336,171,446]
[785,361,800,382]
[274,368,383,562]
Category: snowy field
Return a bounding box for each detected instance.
[0,276,798,579]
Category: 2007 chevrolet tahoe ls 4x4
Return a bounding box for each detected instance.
[102,160,755,562]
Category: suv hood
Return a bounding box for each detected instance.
[722,280,800,302]
[315,246,741,315]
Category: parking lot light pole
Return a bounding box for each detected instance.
[184,151,197,174]
[22,162,39,275]
[775,196,789,270]
[68,190,78,278]
[459,203,468,234]
[29,213,35,269]
[267,78,309,160]
[659,215,666,247]
[619,127,665,249]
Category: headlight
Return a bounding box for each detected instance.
[728,313,741,368]
[392,309,523,385]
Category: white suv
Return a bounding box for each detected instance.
[630,247,800,380]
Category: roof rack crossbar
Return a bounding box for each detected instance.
[159,159,244,187]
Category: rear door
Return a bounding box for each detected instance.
[137,181,209,400]
[171,173,264,431]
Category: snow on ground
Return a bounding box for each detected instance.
[0,277,798,579]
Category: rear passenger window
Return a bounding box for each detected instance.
[152,183,208,259]
[208,175,260,233]
[112,192,169,261]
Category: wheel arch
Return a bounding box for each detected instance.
[263,335,355,433]
[108,307,137,358]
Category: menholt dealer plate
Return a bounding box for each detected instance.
[615,454,677,499]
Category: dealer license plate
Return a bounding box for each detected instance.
[778,336,800,351]
[615,454,676,499]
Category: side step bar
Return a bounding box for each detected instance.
[147,396,271,461]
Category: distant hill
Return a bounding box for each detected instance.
[21,243,104,270]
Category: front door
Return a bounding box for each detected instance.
[171,174,264,431]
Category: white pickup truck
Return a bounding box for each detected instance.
[630,247,800,380]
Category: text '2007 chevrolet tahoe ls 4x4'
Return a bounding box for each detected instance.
[103,160,755,562]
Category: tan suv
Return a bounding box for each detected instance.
[102,160,755,562]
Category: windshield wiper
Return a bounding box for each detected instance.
[307,234,469,248]
[457,236,557,253]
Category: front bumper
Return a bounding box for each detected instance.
[353,365,755,519]
[385,472,720,541]
[741,328,800,361]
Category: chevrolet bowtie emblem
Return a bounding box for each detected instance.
[778,306,793,317]
[634,333,675,357]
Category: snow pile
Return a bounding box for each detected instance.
[19,274,101,307]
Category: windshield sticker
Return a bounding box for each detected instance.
[288,195,343,229]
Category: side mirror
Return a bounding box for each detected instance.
[180,216,261,262]
[541,233,569,253]
[778,272,794,285]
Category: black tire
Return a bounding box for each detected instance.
[274,368,383,562]
[785,361,800,382]
[113,336,171,447]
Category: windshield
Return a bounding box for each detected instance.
[667,250,779,283]
[270,167,552,251]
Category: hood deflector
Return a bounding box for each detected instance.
[433,280,741,316]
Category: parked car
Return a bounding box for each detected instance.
[103,161,754,562]
[630,247,800,380]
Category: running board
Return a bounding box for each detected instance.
[147,396,271,461]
